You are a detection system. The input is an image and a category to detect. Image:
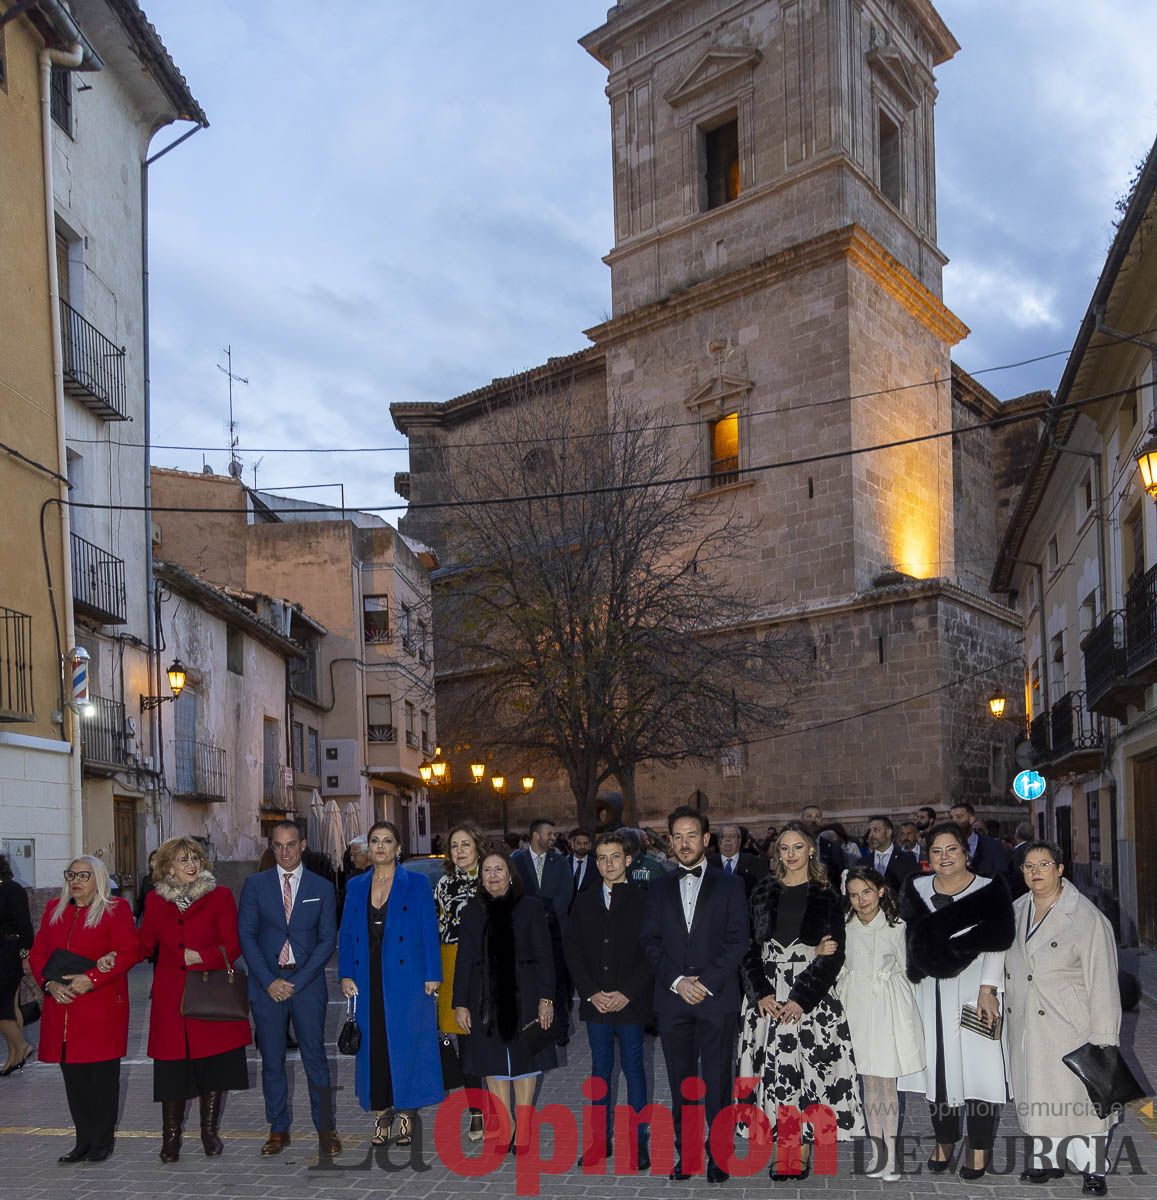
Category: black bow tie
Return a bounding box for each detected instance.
[678,865,703,879]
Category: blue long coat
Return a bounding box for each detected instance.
[338,866,444,1112]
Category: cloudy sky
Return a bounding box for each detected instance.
[142,1,1157,516]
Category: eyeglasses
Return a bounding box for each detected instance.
[63,870,93,882]
[1022,861,1058,873]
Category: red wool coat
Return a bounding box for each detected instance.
[139,882,252,1060]
[29,896,141,1064]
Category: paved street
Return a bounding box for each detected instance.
[1,961,1155,1200]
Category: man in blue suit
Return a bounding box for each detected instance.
[239,820,340,1157]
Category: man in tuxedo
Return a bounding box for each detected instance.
[568,828,598,903]
[863,815,919,890]
[949,801,1008,877]
[238,822,340,1157]
[641,806,749,1183]
[564,831,653,1170]
[512,818,575,1040]
[800,804,845,876]
[710,824,769,896]
[1007,821,1034,900]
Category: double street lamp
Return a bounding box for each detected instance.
[418,748,534,833]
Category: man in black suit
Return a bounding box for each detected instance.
[863,815,919,891]
[801,805,845,876]
[568,828,599,903]
[1006,821,1034,900]
[710,824,769,896]
[564,831,653,1170]
[949,801,1008,878]
[641,806,749,1184]
[512,818,575,1041]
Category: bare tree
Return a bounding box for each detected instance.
[432,386,810,830]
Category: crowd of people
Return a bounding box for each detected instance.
[0,801,1130,1194]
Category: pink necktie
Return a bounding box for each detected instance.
[278,873,293,966]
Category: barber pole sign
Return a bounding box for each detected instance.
[69,647,90,709]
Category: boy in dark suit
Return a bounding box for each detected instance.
[238,821,339,1157]
[564,831,653,1169]
[640,806,749,1183]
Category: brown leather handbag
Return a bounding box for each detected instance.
[180,945,250,1021]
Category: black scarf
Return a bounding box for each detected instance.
[900,874,1014,983]
[480,891,520,1041]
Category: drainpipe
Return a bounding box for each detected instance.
[41,39,85,859]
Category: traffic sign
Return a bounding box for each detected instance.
[1012,769,1047,802]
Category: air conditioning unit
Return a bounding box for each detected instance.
[320,739,359,796]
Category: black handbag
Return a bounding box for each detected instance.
[19,972,42,1026]
[520,1014,561,1057]
[337,994,360,1055]
[439,1033,464,1089]
[43,948,96,984]
[1061,1043,1146,1120]
[180,945,250,1021]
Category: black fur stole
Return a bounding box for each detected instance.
[899,874,1014,983]
[480,892,520,1042]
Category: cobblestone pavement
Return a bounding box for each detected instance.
[1,966,1154,1200]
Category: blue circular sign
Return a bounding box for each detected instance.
[1013,769,1047,802]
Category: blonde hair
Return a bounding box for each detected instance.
[774,821,829,886]
[153,836,210,883]
[50,854,115,927]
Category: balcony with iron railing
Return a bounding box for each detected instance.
[81,696,129,770]
[1125,562,1157,683]
[367,723,396,744]
[174,739,228,801]
[709,455,739,488]
[1045,691,1103,778]
[1081,610,1145,721]
[0,607,34,723]
[60,298,128,420]
[1029,710,1052,764]
[262,758,284,807]
[71,532,126,625]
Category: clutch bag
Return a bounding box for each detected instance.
[180,945,250,1021]
[43,948,97,984]
[960,1002,1002,1041]
[520,1015,561,1057]
[1061,1043,1145,1120]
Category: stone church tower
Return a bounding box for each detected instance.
[393,0,1031,831]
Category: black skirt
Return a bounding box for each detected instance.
[153,1046,249,1102]
[0,951,22,1022]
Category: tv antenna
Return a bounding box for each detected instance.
[216,345,249,478]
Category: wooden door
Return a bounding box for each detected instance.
[1133,757,1157,946]
[113,797,137,893]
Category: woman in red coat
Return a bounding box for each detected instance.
[28,855,140,1163]
[139,837,251,1162]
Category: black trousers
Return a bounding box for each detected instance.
[929,981,1001,1151]
[60,1049,121,1152]
[658,1010,738,1162]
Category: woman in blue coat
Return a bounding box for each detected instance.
[339,821,443,1146]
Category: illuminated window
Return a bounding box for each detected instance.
[709,413,740,487]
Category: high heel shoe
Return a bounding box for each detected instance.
[0,1047,34,1077]
[960,1153,989,1181]
[927,1144,954,1174]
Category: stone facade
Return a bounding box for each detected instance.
[392,0,1032,837]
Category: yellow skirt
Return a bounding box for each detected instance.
[438,943,461,1035]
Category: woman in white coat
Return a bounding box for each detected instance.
[1005,842,1120,1196]
[899,822,1014,1180]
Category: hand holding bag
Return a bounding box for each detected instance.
[337,993,361,1055]
[520,1013,561,1057]
[180,944,250,1021]
[42,948,97,984]
[1061,1043,1145,1120]
[960,1002,1002,1041]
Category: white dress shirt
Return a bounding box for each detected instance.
[670,860,712,995]
[721,854,739,875]
[573,855,589,889]
[874,844,894,874]
[279,861,304,964]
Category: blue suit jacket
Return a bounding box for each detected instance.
[238,866,337,996]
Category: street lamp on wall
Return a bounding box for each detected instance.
[988,691,1008,719]
[140,658,187,711]
[1137,430,1157,500]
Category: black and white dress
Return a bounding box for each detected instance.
[737,879,864,1142]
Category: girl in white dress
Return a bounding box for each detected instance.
[834,867,925,1181]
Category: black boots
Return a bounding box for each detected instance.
[160,1100,184,1163]
[200,1092,224,1157]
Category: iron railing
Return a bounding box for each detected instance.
[405,730,420,749]
[1082,610,1128,709]
[82,695,129,768]
[1049,691,1103,760]
[0,607,34,722]
[71,532,127,624]
[1029,711,1051,762]
[288,655,319,703]
[50,64,71,132]
[60,298,128,420]
[364,614,391,645]
[1125,563,1157,678]
[174,739,228,801]
[367,724,396,743]
[709,455,739,487]
[262,758,284,805]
